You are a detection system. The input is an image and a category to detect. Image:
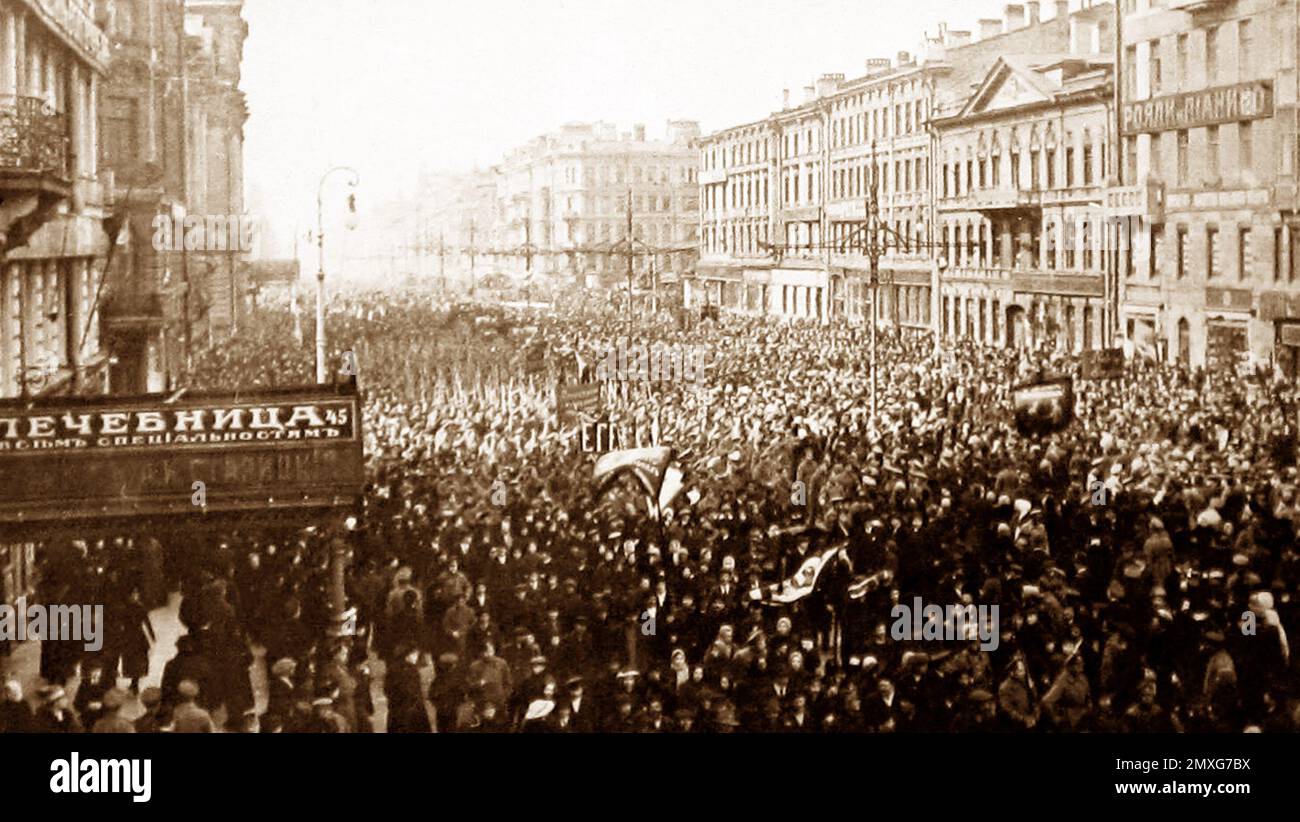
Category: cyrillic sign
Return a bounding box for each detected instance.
[1122,81,1273,134]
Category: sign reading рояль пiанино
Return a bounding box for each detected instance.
[0,386,365,524]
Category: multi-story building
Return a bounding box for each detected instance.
[1116,0,1300,373]
[93,0,246,394]
[494,120,700,291]
[696,0,1098,325]
[97,0,188,394]
[0,0,113,399]
[182,0,247,340]
[933,5,1117,349]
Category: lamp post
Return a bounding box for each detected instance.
[316,166,359,384]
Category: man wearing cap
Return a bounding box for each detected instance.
[173,680,215,733]
[467,640,512,709]
[92,688,135,733]
[135,687,166,734]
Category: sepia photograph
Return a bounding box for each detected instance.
[0,0,1296,802]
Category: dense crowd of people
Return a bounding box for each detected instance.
[3,283,1298,733]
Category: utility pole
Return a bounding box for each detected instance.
[468,220,477,298]
[625,189,634,332]
[1109,0,1126,349]
[524,213,532,306]
[176,4,191,377]
[865,140,881,422]
[438,232,447,299]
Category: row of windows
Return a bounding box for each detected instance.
[830,98,927,150]
[702,137,770,171]
[943,140,1104,197]
[1138,120,1259,188]
[1157,223,1300,283]
[830,155,927,199]
[1129,18,1257,100]
[567,164,695,186]
[703,221,770,256]
[703,173,769,211]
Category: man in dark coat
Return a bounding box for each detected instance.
[385,644,431,732]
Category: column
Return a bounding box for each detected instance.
[0,10,16,97]
[1000,221,1013,268]
[87,72,98,177]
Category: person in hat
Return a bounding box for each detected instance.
[172,679,215,733]
[466,640,512,709]
[90,688,135,733]
[384,643,431,733]
[134,687,166,734]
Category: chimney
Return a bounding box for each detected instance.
[633,123,646,141]
[946,29,972,48]
[866,57,892,75]
[816,73,844,97]
[978,18,1002,40]
[1054,0,1069,19]
[896,51,913,66]
[1026,1,1040,25]
[782,88,791,109]
[803,85,816,104]
[1004,3,1025,32]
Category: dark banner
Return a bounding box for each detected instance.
[1012,377,1075,435]
[1081,348,1126,381]
[557,382,601,422]
[0,385,364,524]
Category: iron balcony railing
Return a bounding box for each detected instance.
[0,96,70,178]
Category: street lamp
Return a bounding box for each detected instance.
[316,166,359,384]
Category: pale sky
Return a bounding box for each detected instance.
[242,0,1062,255]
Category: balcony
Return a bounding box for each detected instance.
[21,1,110,69]
[100,290,165,331]
[1167,0,1231,10]
[0,96,71,188]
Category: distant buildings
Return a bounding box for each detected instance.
[696,0,1300,372]
[403,121,701,298]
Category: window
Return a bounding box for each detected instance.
[1082,143,1093,184]
[1125,137,1137,184]
[1126,46,1139,98]
[1030,149,1041,189]
[1150,133,1162,179]
[1011,151,1021,188]
[1150,40,1162,93]
[1239,227,1250,281]
[1065,146,1074,187]
[1176,130,1189,185]
[1207,225,1220,279]
[1046,148,1056,188]
[991,152,1001,187]
[1239,20,1252,79]
[1239,121,1253,175]
[1177,33,1189,88]
[1206,26,1218,84]
[1207,125,1220,182]
[1177,225,1188,279]
[1151,224,1164,278]
[1275,227,1284,282]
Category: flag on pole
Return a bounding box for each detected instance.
[749,545,843,605]
[593,447,675,501]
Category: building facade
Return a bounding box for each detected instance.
[1118,0,1300,372]
[0,0,113,400]
[494,120,700,292]
[695,0,1097,325]
[934,45,1116,350]
[93,0,247,394]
